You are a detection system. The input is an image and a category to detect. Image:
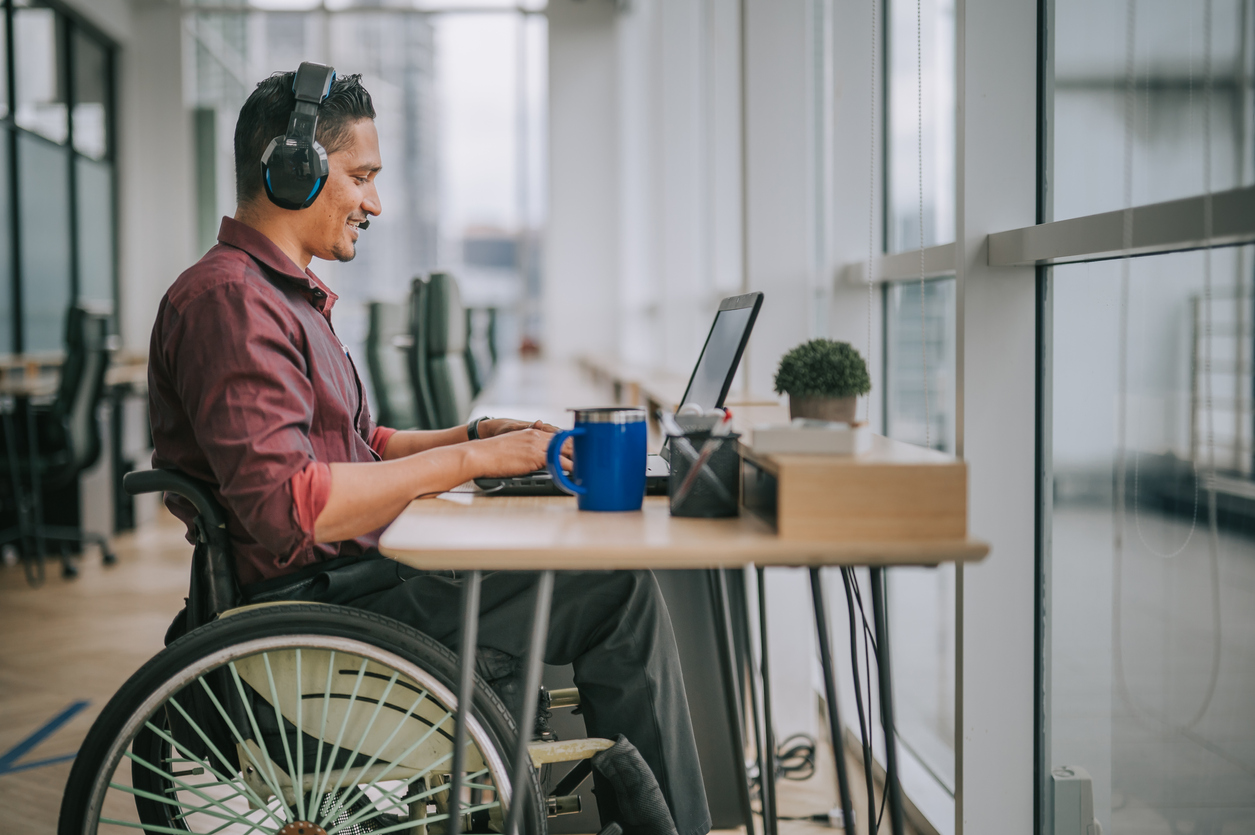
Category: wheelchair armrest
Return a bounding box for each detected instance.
[123,469,228,530]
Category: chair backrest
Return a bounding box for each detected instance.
[406,276,438,430]
[424,272,475,429]
[365,301,419,430]
[53,306,112,474]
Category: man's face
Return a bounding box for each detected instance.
[303,118,382,263]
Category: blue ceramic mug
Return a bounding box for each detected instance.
[546,408,647,511]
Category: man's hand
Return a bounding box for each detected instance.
[479,418,563,437]
[470,427,574,477]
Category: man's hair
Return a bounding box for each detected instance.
[233,71,376,204]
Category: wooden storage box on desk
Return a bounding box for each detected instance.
[740,434,967,542]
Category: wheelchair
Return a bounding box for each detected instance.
[58,469,613,835]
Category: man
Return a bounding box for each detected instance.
[148,70,709,835]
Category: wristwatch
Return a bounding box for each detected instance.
[467,416,493,441]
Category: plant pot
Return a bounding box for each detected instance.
[789,395,857,423]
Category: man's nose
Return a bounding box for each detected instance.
[363,183,382,217]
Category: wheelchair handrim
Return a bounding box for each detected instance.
[82,634,513,835]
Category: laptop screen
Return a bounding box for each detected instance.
[679,305,756,410]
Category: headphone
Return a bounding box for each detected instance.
[261,62,337,211]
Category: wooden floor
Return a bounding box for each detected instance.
[0,509,913,835]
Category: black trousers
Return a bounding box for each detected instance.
[246,555,711,835]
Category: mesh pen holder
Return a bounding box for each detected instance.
[668,431,741,518]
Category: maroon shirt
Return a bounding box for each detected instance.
[149,217,388,586]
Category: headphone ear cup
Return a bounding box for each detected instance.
[260,135,328,210]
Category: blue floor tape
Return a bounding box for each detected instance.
[0,700,89,776]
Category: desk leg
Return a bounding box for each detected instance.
[448,570,482,835]
[756,567,779,835]
[504,569,554,835]
[709,568,757,835]
[808,568,855,832]
[868,568,905,835]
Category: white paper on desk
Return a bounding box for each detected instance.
[436,491,475,506]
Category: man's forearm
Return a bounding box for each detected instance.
[378,426,469,459]
[314,444,474,542]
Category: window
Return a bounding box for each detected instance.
[0,1,118,352]
[1052,0,1255,222]
[13,4,66,144]
[1048,246,1255,834]
[17,132,70,351]
[884,276,957,452]
[1041,2,1255,832]
[886,0,955,252]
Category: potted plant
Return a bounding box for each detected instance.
[773,339,871,423]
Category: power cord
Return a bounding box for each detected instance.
[776,734,817,781]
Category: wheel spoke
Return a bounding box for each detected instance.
[317,668,401,819]
[315,686,430,821]
[294,649,305,821]
[313,657,370,805]
[160,697,286,827]
[355,801,501,835]
[122,752,262,829]
[109,779,250,827]
[262,651,304,821]
[227,660,296,822]
[325,759,486,835]
[311,642,336,813]
[318,708,455,832]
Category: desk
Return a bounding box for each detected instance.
[380,494,988,835]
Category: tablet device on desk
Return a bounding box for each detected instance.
[475,291,763,497]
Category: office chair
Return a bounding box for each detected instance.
[365,301,420,430]
[406,276,439,430]
[0,306,117,582]
[424,272,476,429]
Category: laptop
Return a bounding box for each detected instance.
[475,291,764,496]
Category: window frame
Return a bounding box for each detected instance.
[0,0,119,354]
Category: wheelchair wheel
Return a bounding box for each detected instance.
[59,603,546,835]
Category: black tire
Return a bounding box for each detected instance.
[58,603,546,835]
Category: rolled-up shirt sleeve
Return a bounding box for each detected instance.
[162,283,326,569]
[368,426,397,458]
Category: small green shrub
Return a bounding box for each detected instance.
[773,339,871,399]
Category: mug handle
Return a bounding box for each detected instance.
[547,428,585,496]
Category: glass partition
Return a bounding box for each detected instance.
[17,133,70,350]
[75,156,114,307]
[1048,245,1255,834]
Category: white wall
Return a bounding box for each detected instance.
[113,0,198,353]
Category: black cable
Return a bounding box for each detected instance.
[775,733,817,781]
[842,567,876,832]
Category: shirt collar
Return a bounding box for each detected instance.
[216,216,339,313]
